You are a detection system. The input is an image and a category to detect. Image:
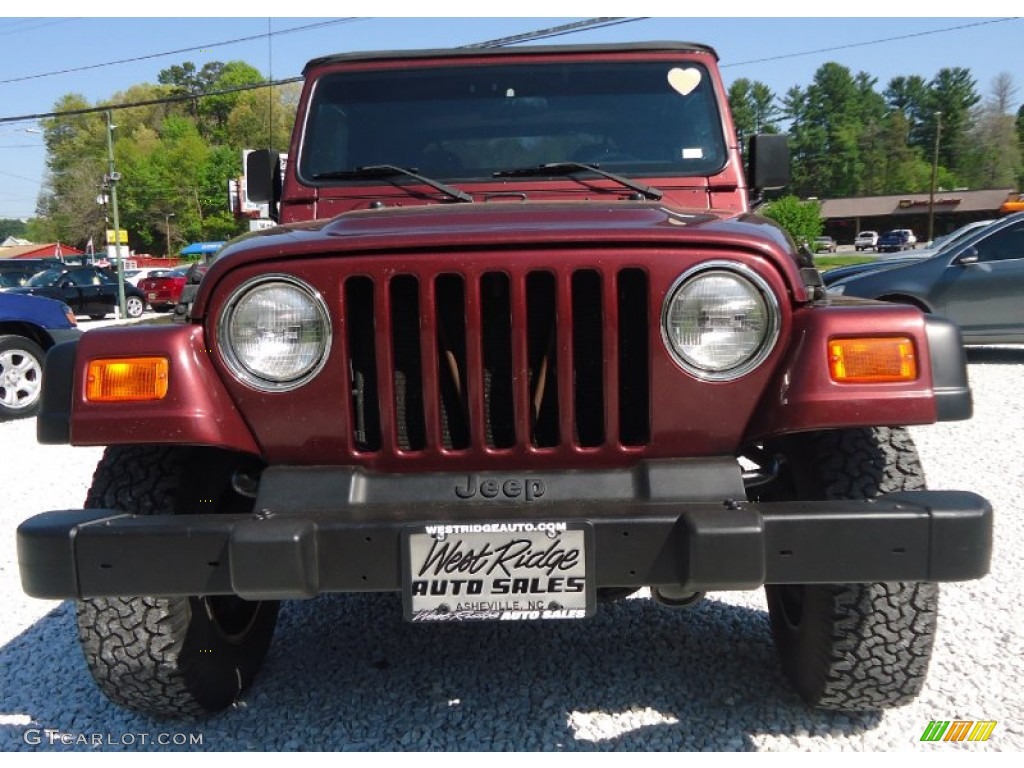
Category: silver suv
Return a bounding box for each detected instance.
[854,230,878,251]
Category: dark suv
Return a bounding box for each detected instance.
[20,42,991,720]
[877,229,914,253]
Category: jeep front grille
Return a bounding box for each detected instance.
[342,267,650,457]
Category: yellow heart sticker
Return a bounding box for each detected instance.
[667,67,702,96]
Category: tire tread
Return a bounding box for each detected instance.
[765,427,939,711]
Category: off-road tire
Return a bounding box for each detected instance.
[76,445,278,718]
[761,427,939,711]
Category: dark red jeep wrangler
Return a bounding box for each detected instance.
[20,42,991,718]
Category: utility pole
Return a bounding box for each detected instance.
[927,111,943,245]
[165,212,175,258]
[105,110,126,319]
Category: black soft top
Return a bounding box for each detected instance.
[304,41,718,74]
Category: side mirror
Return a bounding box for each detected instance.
[954,247,979,266]
[747,134,791,191]
[245,149,283,221]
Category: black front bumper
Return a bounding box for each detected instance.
[19,463,992,601]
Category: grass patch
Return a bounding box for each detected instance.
[813,255,878,271]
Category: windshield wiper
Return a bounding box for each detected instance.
[492,162,663,201]
[311,164,473,203]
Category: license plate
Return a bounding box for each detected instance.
[403,522,593,622]
[147,292,157,299]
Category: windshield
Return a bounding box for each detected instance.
[26,269,62,287]
[300,60,727,183]
[0,272,28,287]
[930,221,995,253]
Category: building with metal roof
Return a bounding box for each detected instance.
[0,242,84,259]
[819,188,1015,246]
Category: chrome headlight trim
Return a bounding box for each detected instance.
[217,274,332,392]
[660,260,781,381]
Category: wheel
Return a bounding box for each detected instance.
[125,295,145,318]
[754,427,939,711]
[0,334,45,419]
[76,445,278,718]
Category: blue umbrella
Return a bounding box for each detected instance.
[178,241,226,256]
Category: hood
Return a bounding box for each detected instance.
[218,201,797,267]
[192,202,815,318]
[821,255,930,286]
[0,290,73,325]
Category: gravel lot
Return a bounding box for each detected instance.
[1,327,1021,751]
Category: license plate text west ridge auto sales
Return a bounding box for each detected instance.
[403,523,593,622]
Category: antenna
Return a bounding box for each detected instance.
[267,18,273,152]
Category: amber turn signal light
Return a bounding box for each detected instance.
[828,337,917,383]
[86,357,169,402]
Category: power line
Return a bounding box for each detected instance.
[0,18,1019,130]
[0,18,643,126]
[723,18,1019,69]
[0,77,303,126]
[464,18,647,48]
[0,18,78,38]
[0,18,363,86]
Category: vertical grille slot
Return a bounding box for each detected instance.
[390,276,425,451]
[572,270,605,447]
[526,271,559,447]
[345,276,381,452]
[435,275,469,450]
[618,268,650,445]
[480,273,515,449]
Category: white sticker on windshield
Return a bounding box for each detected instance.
[682,148,704,159]
[667,67,702,96]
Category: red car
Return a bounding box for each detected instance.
[138,266,190,311]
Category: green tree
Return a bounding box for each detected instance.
[884,75,930,148]
[200,61,264,141]
[787,63,865,198]
[761,195,822,245]
[226,82,299,152]
[0,219,27,241]
[928,68,980,177]
[157,62,202,119]
[23,218,57,243]
[1017,104,1024,188]
[961,74,1021,190]
[875,110,933,194]
[727,78,779,146]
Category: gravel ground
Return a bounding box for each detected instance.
[1,335,1021,752]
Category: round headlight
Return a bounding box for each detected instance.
[662,262,779,380]
[218,275,331,391]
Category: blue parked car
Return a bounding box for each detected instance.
[877,229,915,253]
[0,292,82,419]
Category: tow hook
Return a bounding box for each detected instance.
[651,586,706,609]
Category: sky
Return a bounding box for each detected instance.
[1,6,1022,221]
